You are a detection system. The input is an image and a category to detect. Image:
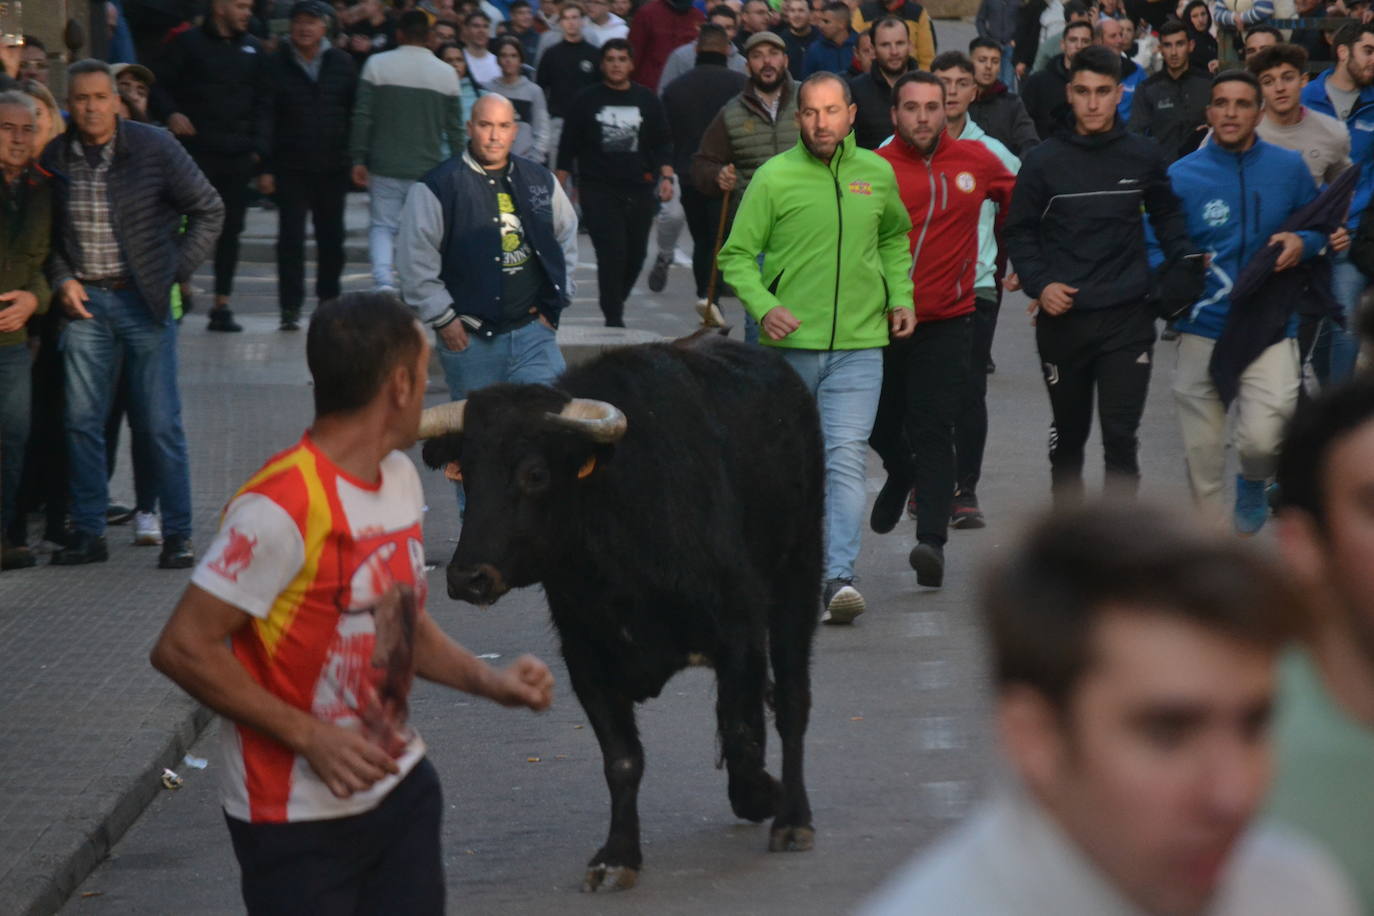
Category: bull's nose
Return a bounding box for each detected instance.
[447,563,508,605]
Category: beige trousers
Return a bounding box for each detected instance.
[1172,333,1300,518]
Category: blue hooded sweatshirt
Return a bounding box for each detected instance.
[1163,138,1324,340]
[1302,69,1374,230]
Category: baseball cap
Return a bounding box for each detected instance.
[289,0,331,19]
[111,62,155,86]
[743,31,786,53]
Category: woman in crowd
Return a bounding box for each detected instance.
[437,40,485,127]
[1183,0,1219,71]
[482,35,549,162]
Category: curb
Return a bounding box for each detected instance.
[6,700,214,916]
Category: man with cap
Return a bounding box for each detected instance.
[112,63,156,121]
[691,29,800,339]
[260,1,358,330]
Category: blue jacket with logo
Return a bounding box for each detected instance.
[1164,139,1322,339]
[1302,70,1374,229]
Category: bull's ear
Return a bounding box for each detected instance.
[420,434,462,470]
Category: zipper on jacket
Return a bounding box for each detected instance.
[910,157,938,275]
[830,160,843,350]
[1237,155,1248,266]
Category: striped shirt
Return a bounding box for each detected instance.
[64,133,128,280]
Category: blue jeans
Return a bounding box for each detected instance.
[1328,250,1366,384]
[368,175,412,289]
[776,347,883,582]
[999,42,1017,91]
[62,286,192,538]
[435,319,565,400]
[0,343,31,541]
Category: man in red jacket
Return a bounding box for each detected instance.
[628,0,704,90]
[871,70,1015,588]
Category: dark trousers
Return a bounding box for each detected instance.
[1034,303,1156,502]
[680,185,722,299]
[225,758,445,916]
[869,314,972,546]
[17,310,67,542]
[956,291,1001,498]
[197,152,256,298]
[579,181,657,326]
[275,168,350,319]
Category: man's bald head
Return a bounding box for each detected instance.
[468,91,519,168]
[471,92,516,122]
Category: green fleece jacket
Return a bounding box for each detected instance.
[0,166,51,348]
[718,132,913,351]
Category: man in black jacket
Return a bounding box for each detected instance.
[43,60,224,568]
[968,36,1038,154]
[661,25,748,299]
[153,0,270,333]
[556,39,674,326]
[1004,46,1196,502]
[1020,18,1090,140]
[849,16,917,148]
[535,1,602,169]
[1127,20,1210,163]
[260,1,357,331]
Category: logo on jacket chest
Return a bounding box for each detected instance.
[1202,198,1230,227]
[954,171,976,193]
[848,179,872,195]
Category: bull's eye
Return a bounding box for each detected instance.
[517,459,551,495]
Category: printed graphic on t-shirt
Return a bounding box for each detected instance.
[510,96,533,126]
[596,105,642,153]
[497,191,534,275]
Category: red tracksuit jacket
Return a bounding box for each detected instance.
[876,132,1016,322]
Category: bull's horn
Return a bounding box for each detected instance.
[548,398,627,443]
[418,401,467,439]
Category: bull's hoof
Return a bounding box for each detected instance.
[582,863,639,892]
[768,824,815,853]
[729,770,781,823]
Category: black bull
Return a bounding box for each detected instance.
[419,333,824,891]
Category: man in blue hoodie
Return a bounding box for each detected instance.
[1300,22,1374,383]
[1165,71,1336,535]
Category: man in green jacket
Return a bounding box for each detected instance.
[718,71,914,625]
[0,92,50,570]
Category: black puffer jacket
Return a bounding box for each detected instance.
[151,20,271,160]
[41,119,225,322]
[849,60,916,150]
[260,44,357,174]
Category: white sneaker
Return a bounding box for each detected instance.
[821,578,865,625]
[133,511,162,546]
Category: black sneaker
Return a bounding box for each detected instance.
[949,493,986,530]
[280,316,300,331]
[986,358,996,374]
[158,535,195,569]
[821,578,865,625]
[208,308,243,332]
[106,503,136,525]
[870,473,913,534]
[908,541,944,588]
[51,532,109,566]
[647,253,672,292]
